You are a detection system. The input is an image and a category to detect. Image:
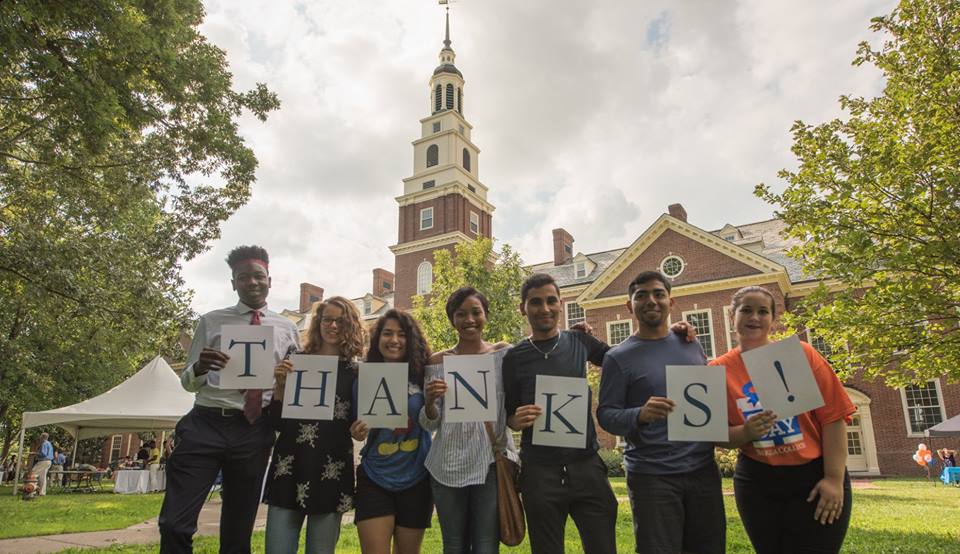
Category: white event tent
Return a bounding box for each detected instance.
[13,356,194,493]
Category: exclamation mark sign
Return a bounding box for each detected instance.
[774,361,795,402]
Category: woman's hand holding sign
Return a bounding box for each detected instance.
[743,410,778,441]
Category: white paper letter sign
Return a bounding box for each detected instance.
[282,355,340,420]
[443,355,498,423]
[219,325,275,389]
[666,365,729,442]
[358,362,408,428]
[742,335,824,420]
[532,375,589,449]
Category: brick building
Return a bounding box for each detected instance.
[292,12,959,476]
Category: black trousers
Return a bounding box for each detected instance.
[734,455,852,554]
[626,461,726,554]
[158,407,274,554]
[518,452,618,554]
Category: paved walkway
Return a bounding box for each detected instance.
[0,498,268,554]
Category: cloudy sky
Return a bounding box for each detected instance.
[184,0,895,314]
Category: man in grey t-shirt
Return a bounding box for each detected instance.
[597,270,725,554]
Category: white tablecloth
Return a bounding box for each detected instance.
[113,469,165,494]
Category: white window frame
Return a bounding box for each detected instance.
[363,298,372,315]
[574,262,587,279]
[659,255,685,279]
[416,261,433,295]
[723,305,737,352]
[899,379,946,437]
[432,121,441,133]
[469,211,479,234]
[420,207,434,230]
[565,302,585,329]
[682,308,716,359]
[807,331,833,359]
[606,320,633,346]
[109,435,122,463]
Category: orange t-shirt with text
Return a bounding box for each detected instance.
[710,341,856,466]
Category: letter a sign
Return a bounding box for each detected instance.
[358,362,408,428]
[532,375,589,449]
[282,355,340,420]
[219,325,275,389]
[443,354,498,423]
[665,365,728,442]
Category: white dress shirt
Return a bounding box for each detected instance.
[180,302,300,410]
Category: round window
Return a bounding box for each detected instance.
[660,255,684,278]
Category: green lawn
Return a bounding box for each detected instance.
[12,478,960,553]
[0,485,165,539]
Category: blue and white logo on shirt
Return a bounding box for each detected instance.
[738,381,804,450]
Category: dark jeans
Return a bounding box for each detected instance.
[431,464,499,554]
[734,455,851,554]
[519,452,618,554]
[158,407,274,554]
[626,461,726,554]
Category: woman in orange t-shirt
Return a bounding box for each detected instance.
[711,286,855,554]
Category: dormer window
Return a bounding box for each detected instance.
[723,234,735,241]
[363,298,372,315]
[575,262,587,279]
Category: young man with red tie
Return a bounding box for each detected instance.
[159,245,300,553]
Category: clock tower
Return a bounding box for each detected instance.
[391,11,494,309]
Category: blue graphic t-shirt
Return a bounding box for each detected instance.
[356,382,431,492]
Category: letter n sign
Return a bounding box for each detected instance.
[282,355,340,420]
[532,375,589,448]
[443,354,498,423]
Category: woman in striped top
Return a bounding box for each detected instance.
[420,286,517,554]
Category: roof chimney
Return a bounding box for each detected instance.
[667,203,688,222]
[373,268,395,298]
[299,283,324,313]
[552,228,574,266]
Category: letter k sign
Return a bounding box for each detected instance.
[532,375,589,449]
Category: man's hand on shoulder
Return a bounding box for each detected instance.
[671,320,697,343]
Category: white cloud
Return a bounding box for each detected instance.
[183,0,895,314]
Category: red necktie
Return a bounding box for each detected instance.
[243,310,263,423]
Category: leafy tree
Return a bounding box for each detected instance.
[0,0,280,455]
[412,238,527,351]
[756,0,960,384]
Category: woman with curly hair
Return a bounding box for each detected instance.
[265,296,365,554]
[350,309,433,554]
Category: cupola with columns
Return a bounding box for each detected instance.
[390,8,495,309]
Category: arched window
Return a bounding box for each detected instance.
[445,84,454,110]
[457,87,462,114]
[426,144,439,167]
[417,262,433,295]
[462,148,471,172]
[434,85,442,113]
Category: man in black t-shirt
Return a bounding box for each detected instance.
[503,273,618,554]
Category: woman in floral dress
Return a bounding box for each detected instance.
[264,296,365,554]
